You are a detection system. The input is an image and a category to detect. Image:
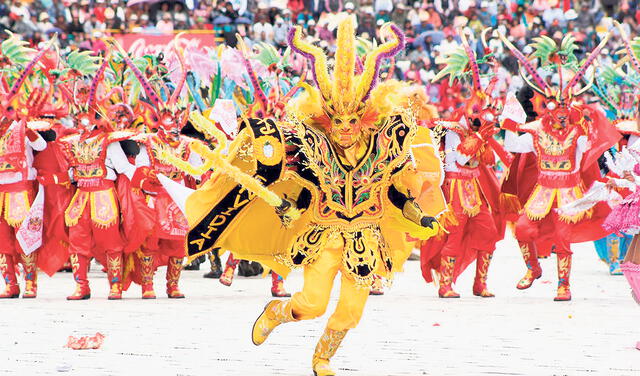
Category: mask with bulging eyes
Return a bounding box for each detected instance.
[156,108,187,145]
[329,114,363,149]
[542,99,577,130]
[76,112,97,134]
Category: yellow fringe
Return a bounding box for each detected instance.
[355,23,401,104]
[332,17,356,113]
[437,205,459,229]
[558,207,593,224]
[525,211,547,221]
[3,191,30,227]
[290,26,332,99]
[89,190,118,229]
[64,191,88,227]
[461,206,480,217]
[123,253,136,279]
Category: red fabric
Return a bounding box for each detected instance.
[115,176,155,255]
[0,187,35,256]
[149,192,188,241]
[68,196,123,259]
[33,143,73,276]
[420,170,503,283]
[440,204,498,281]
[581,105,621,175]
[0,219,22,256]
[501,109,618,246]
[145,238,185,258]
[515,213,573,255]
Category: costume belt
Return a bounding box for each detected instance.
[538,171,581,188]
[446,167,480,180]
[0,180,36,193]
[76,179,115,191]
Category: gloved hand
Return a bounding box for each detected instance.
[402,199,437,229]
[479,122,498,140]
[457,133,482,157]
[275,198,300,228]
[131,167,161,193]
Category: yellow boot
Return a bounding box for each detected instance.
[312,327,348,376]
[251,300,296,346]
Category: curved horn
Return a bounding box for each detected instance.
[460,28,481,91]
[169,33,187,107]
[88,55,109,109]
[287,26,332,100]
[355,56,364,75]
[518,66,545,95]
[614,21,640,75]
[565,32,610,95]
[571,67,596,97]
[480,28,491,50]
[237,34,268,110]
[498,32,549,92]
[356,23,405,102]
[8,37,56,100]
[107,38,162,107]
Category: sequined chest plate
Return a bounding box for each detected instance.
[533,128,578,172]
[297,116,414,222]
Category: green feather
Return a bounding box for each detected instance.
[210,63,222,107]
[1,31,35,66]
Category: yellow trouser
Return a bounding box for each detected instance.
[290,245,370,331]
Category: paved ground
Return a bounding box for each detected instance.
[0,234,638,376]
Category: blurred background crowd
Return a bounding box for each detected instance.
[0,0,636,115]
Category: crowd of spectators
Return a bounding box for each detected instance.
[0,0,638,112]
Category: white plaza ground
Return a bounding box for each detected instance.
[1,233,638,376]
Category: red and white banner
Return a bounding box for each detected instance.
[16,184,44,255]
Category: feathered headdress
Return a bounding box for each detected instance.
[108,36,188,131]
[431,29,500,125]
[0,37,56,123]
[499,32,609,101]
[287,18,405,129]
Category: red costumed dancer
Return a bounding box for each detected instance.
[499,33,620,301]
[56,58,157,300]
[0,45,53,299]
[118,45,197,299]
[421,29,512,298]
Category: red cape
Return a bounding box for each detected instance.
[33,142,73,276]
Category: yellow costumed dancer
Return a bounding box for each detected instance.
[176,19,445,376]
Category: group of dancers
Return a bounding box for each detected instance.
[2,19,640,376]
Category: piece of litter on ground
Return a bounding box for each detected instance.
[432,323,440,327]
[636,341,640,350]
[65,332,105,350]
[56,363,72,372]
